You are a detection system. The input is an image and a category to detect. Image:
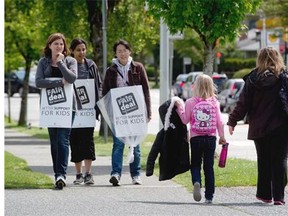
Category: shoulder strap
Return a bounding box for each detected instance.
[116,68,129,85]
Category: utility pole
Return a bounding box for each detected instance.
[159,19,170,105]
[102,0,108,142]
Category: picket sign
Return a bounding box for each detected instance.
[97,85,148,163]
[72,79,96,128]
[39,78,73,128]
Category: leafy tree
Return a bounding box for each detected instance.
[173,28,204,71]
[5,0,43,126]
[145,0,262,76]
[85,0,159,136]
[41,0,90,45]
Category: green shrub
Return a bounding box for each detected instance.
[233,68,252,78]
[145,65,155,78]
[219,58,256,75]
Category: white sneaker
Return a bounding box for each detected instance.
[193,182,201,201]
[55,175,66,190]
[132,176,142,185]
[205,199,213,204]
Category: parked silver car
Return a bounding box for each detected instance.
[225,83,248,123]
[172,74,188,97]
[5,68,40,97]
[181,72,203,100]
[181,71,228,100]
[218,78,244,112]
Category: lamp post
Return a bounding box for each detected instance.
[258,9,266,48]
[102,0,108,142]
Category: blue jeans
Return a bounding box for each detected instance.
[190,136,216,200]
[48,112,75,180]
[111,135,141,177]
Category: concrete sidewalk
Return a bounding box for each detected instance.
[4,128,288,216]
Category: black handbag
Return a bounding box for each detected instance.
[279,70,288,115]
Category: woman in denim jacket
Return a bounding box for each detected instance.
[36,32,80,189]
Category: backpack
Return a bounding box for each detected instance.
[279,70,288,116]
[191,99,217,135]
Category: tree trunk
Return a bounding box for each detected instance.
[86,0,119,137]
[18,61,32,126]
[203,45,215,76]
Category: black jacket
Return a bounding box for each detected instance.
[228,69,288,139]
[146,97,190,181]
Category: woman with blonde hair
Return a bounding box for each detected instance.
[228,47,288,205]
[175,74,226,204]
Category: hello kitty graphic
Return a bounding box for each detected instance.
[196,108,211,128]
[191,100,217,134]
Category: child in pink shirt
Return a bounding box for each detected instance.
[175,74,226,204]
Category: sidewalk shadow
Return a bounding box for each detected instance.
[128,200,274,207]
[5,136,49,146]
[29,164,115,176]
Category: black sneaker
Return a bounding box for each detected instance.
[84,173,94,185]
[55,176,66,190]
[109,174,120,186]
[73,173,84,185]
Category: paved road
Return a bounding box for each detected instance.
[4,91,257,161]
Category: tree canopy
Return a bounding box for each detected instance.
[145,0,262,74]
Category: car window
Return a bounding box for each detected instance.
[15,71,25,80]
[213,77,227,86]
[223,80,232,89]
[234,82,243,90]
[186,75,192,82]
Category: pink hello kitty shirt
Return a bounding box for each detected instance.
[176,96,225,138]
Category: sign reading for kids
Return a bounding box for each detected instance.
[39,78,73,128]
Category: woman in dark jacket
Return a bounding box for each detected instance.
[102,39,151,186]
[227,47,288,205]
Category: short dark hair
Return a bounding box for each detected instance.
[113,39,132,53]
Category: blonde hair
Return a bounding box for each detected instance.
[193,74,217,99]
[256,47,285,76]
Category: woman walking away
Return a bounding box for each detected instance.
[69,38,102,185]
[228,47,288,205]
[35,33,80,190]
[175,74,226,204]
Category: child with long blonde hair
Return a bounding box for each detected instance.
[175,74,226,204]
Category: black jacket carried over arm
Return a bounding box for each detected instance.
[146,97,190,181]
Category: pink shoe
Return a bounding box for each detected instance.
[256,196,272,203]
[274,200,285,205]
